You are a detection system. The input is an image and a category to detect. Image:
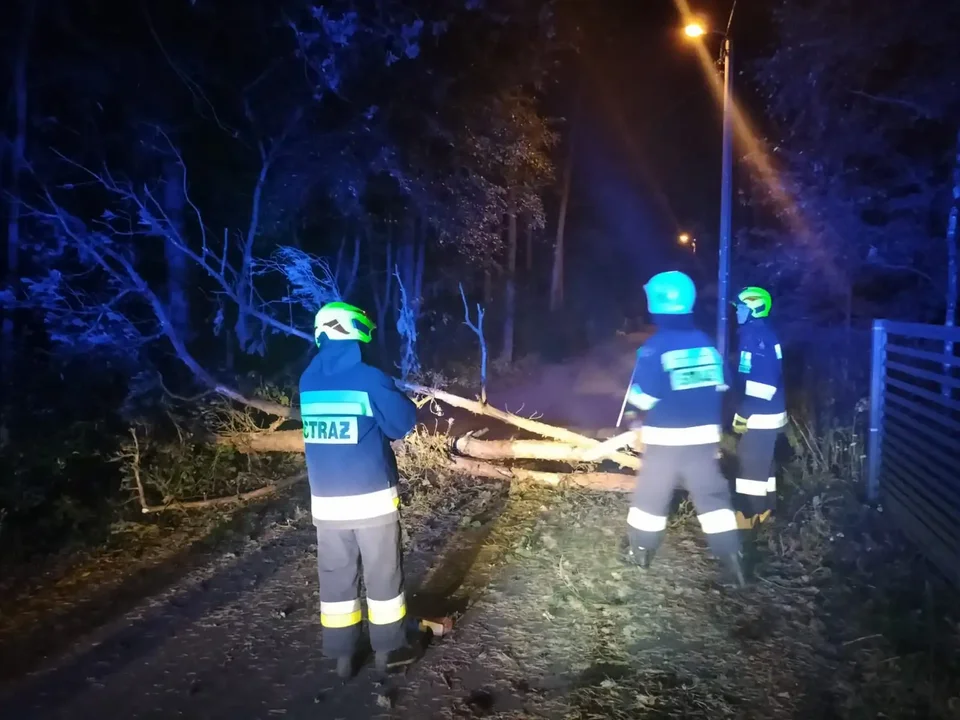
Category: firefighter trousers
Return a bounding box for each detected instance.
[734,428,780,525]
[627,443,740,557]
[316,520,407,659]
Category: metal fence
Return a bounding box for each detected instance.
[868,320,960,587]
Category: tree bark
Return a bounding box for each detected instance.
[447,457,632,493]
[453,434,639,469]
[501,190,518,364]
[162,158,191,340]
[550,79,582,313]
[525,217,534,273]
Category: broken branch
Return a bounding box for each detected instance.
[137,473,305,514]
[448,457,633,493]
[399,383,641,469]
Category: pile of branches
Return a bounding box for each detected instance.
[209,382,640,513]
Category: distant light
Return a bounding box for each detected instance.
[678,233,691,244]
[683,22,706,38]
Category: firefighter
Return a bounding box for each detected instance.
[731,286,787,531]
[300,301,418,679]
[623,270,745,586]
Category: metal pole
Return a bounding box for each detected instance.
[867,320,887,501]
[717,35,733,362]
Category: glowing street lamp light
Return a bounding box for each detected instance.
[683,22,706,38]
[678,233,691,245]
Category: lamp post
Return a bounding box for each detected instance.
[683,19,734,362]
[678,232,697,254]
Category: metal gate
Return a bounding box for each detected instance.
[868,320,960,587]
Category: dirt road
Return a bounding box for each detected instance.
[1,333,955,718]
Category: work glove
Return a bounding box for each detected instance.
[732,413,748,434]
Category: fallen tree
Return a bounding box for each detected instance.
[448,457,632,493]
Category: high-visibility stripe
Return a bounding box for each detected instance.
[367,593,407,625]
[627,506,668,532]
[746,412,787,429]
[697,508,737,534]
[320,598,362,629]
[311,486,400,522]
[774,344,782,359]
[627,384,659,411]
[744,380,777,400]
[642,424,720,446]
[736,477,768,496]
[300,390,373,417]
[767,476,776,493]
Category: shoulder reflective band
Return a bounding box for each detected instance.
[738,351,752,373]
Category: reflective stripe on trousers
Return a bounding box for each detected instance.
[628,443,740,557]
[311,486,400,523]
[627,506,667,532]
[320,598,362,629]
[641,424,721,446]
[367,592,406,625]
[316,522,406,657]
[697,508,737,534]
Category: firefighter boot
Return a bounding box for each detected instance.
[719,552,747,588]
[623,545,655,569]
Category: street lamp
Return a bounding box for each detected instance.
[678,232,697,253]
[682,16,734,363]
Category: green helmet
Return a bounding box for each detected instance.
[735,286,772,319]
[313,301,376,346]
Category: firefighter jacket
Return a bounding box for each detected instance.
[735,318,787,430]
[625,314,727,446]
[299,340,417,528]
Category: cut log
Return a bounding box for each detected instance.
[399,383,627,450]
[453,434,640,471]
[138,473,305,514]
[221,429,303,454]
[448,456,633,493]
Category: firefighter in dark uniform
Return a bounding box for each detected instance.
[300,301,418,679]
[623,271,745,586]
[732,286,787,531]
